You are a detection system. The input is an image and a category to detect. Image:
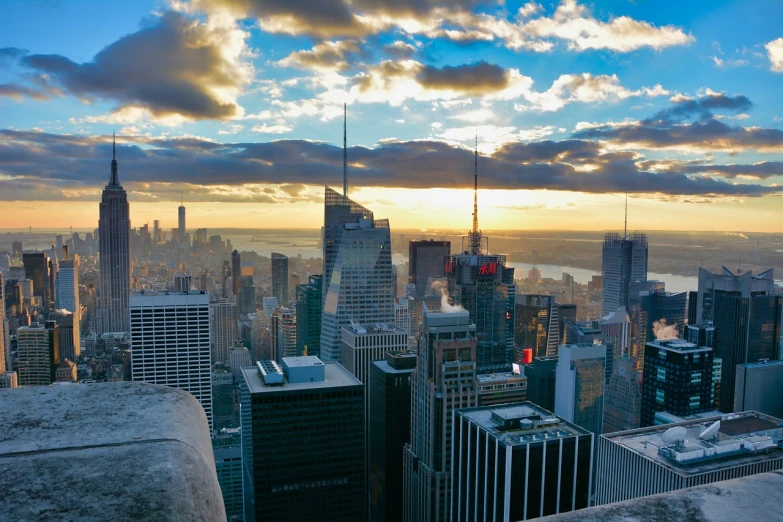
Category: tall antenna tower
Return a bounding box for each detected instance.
[623,188,628,239]
[468,134,482,255]
[343,103,347,197]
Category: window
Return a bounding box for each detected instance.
[656,367,666,381]
[656,389,665,404]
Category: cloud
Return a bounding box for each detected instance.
[384,40,417,59]
[572,91,783,153]
[0,83,50,101]
[0,47,28,67]
[251,124,292,134]
[766,38,783,72]
[278,40,364,72]
[416,61,509,94]
[1,127,780,203]
[189,0,692,53]
[18,11,253,121]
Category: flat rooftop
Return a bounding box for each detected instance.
[373,359,416,375]
[241,361,361,394]
[476,372,527,385]
[459,402,589,446]
[342,323,406,335]
[646,339,711,353]
[605,412,783,475]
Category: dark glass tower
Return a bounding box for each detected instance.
[295,274,322,358]
[601,232,648,317]
[271,252,289,305]
[97,135,131,334]
[408,240,450,298]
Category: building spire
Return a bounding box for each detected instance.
[468,133,482,255]
[110,132,119,186]
[343,103,347,197]
[624,188,628,239]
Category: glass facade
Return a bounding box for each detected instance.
[296,275,322,358]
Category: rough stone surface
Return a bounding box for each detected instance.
[540,470,783,522]
[0,382,227,522]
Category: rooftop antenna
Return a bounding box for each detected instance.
[468,133,482,255]
[343,103,347,197]
[110,131,119,186]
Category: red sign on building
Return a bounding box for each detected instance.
[522,348,533,364]
[478,261,498,276]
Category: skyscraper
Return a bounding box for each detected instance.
[445,144,515,374]
[271,252,289,305]
[295,274,322,358]
[690,267,781,412]
[408,240,450,299]
[178,197,186,240]
[603,357,642,433]
[97,136,131,334]
[734,359,783,418]
[274,308,297,363]
[514,294,558,359]
[240,357,365,522]
[320,189,394,362]
[130,290,212,432]
[212,297,239,365]
[641,339,715,427]
[231,250,241,297]
[17,321,60,386]
[52,309,79,363]
[369,351,416,522]
[601,232,648,317]
[23,252,50,306]
[403,310,478,522]
[555,343,607,436]
[452,403,594,521]
[212,428,244,521]
[524,355,559,412]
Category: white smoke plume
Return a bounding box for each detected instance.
[431,280,466,314]
[652,319,679,340]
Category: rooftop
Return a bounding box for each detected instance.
[604,411,783,475]
[459,402,589,446]
[741,358,783,369]
[342,323,406,335]
[242,360,361,394]
[0,382,225,521]
[476,372,527,385]
[646,338,711,353]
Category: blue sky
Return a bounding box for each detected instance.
[1,0,782,231]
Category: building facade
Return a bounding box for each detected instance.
[369,351,416,522]
[403,310,478,522]
[274,308,297,363]
[17,321,60,386]
[408,240,450,299]
[295,274,322,358]
[596,411,783,505]
[734,359,783,419]
[555,343,607,436]
[212,297,238,365]
[601,232,648,317]
[129,290,213,432]
[523,356,558,413]
[452,403,593,521]
[240,357,365,522]
[271,252,289,305]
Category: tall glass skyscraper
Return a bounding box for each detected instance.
[320,188,394,362]
[601,232,648,317]
[408,240,450,298]
[296,274,322,358]
[271,252,289,305]
[97,137,131,334]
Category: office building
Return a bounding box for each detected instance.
[476,371,528,406]
[452,403,593,521]
[213,428,244,521]
[271,252,289,305]
[178,199,186,241]
[212,367,236,432]
[446,249,515,374]
[97,138,131,334]
[17,321,60,386]
[23,252,50,306]
[555,343,607,436]
[408,240,450,299]
[734,359,783,418]
[55,359,77,382]
[212,297,238,365]
[403,310,478,522]
[0,372,18,388]
[641,339,715,427]
[369,351,416,522]
[395,300,412,335]
[130,290,212,431]
[601,232,648,317]
[515,294,560,359]
[52,309,79,363]
[173,274,192,292]
[274,308,297,363]
[321,189,395,362]
[523,356,558,413]
[689,267,781,412]
[240,357,364,522]
[295,274,322,358]
[0,273,6,374]
[229,345,253,381]
[603,357,642,433]
[562,320,601,346]
[56,250,80,313]
[596,411,783,505]
[600,307,630,384]
[230,250,241,297]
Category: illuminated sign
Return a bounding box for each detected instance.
[478,261,498,276]
[444,261,453,274]
[522,348,533,364]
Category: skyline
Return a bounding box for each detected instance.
[2,1,783,232]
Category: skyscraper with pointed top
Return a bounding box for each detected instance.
[178,194,186,242]
[445,140,515,374]
[97,134,131,334]
[320,105,394,362]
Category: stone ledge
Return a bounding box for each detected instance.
[0,382,226,522]
[540,470,783,522]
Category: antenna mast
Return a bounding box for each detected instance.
[343,103,347,197]
[468,134,482,255]
[624,188,628,239]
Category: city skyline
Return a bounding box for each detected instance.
[1,1,783,232]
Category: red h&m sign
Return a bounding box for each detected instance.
[478,261,498,276]
[522,348,533,364]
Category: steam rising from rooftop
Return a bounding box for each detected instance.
[653,319,679,340]
[431,280,466,314]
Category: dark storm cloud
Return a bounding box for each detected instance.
[416,61,509,94]
[18,12,248,120]
[0,47,28,67]
[0,129,780,202]
[645,93,752,124]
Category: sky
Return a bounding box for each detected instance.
[1,0,783,232]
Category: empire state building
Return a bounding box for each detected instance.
[97,135,131,334]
